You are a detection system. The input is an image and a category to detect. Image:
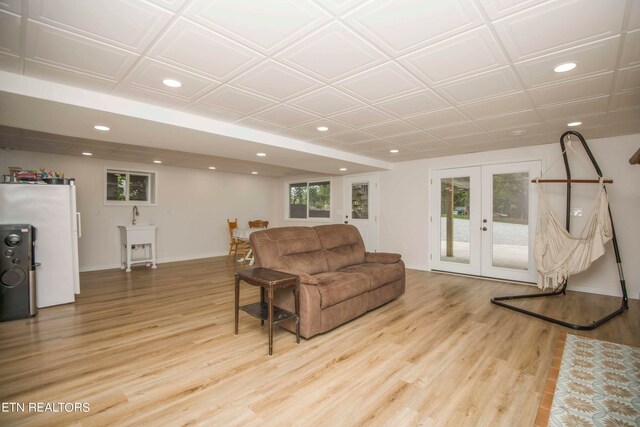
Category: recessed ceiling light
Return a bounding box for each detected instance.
[256,152,267,157]
[251,171,258,175]
[567,121,582,127]
[339,168,347,171]
[208,166,216,170]
[94,125,110,131]
[81,152,92,156]
[390,149,399,153]
[553,62,577,73]
[508,130,528,137]
[317,126,329,132]
[162,78,182,88]
[153,160,162,164]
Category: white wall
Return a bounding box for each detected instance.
[0,150,278,271]
[378,133,640,299]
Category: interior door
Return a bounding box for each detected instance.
[430,167,482,276]
[343,174,378,252]
[430,161,541,282]
[480,161,540,282]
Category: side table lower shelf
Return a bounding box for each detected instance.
[240,302,297,324]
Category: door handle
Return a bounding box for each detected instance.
[482,227,487,231]
[344,221,349,224]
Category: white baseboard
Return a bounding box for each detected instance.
[79,251,228,273]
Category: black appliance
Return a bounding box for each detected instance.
[1,224,37,321]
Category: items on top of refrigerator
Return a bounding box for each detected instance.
[3,167,72,185]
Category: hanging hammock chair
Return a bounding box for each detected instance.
[534,178,613,291]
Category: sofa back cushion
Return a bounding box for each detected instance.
[250,227,328,274]
[315,224,366,271]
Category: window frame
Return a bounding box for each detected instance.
[104,168,158,206]
[284,178,332,222]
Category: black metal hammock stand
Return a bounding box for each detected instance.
[490,130,629,330]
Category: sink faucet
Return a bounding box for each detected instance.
[132,206,139,225]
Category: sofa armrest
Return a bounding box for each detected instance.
[274,269,319,285]
[365,252,402,264]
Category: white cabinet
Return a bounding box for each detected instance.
[117,224,157,272]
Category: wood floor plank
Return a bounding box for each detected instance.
[0,257,637,426]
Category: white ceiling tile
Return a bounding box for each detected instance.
[439,133,492,147]
[629,0,640,31]
[184,0,329,54]
[430,122,485,139]
[0,0,21,14]
[436,67,523,104]
[148,18,263,81]
[348,139,397,151]
[615,66,640,93]
[328,106,395,127]
[486,121,551,138]
[231,60,323,101]
[609,90,640,110]
[197,85,275,115]
[375,89,450,117]
[607,106,640,124]
[24,59,118,91]
[144,0,189,12]
[328,129,378,144]
[28,0,173,53]
[606,117,640,136]
[120,58,220,100]
[183,103,246,122]
[405,108,469,129]
[620,29,640,69]
[0,51,20,72]
[334,62,425,103]
[0,10,20,56]
[399,26,507,85]
[276,128,317,140]
[537,95,610,120]
[291,118,353,135]
[287,87,364,117]
[360,120,419,138]
[492,0,626,61]
[386,131,442,146]
[344,0,483,55]
[275,21,386,83]
[476,0,549,20]
[111,83,190,108]
[313,0,369,15]
[234,117,288,133]
[514,36,621,88]
[400,139,450,152]
[459,91,534,119]
[25,21,139,80]
[250,104,319,127]
[475,109,540,131]
[541,113,606,134]
[527,72,614,107]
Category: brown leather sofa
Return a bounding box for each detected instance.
[250,224,405,338]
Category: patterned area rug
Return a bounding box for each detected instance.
[547,334,640,426]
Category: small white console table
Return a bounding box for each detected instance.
[117,224,157,272]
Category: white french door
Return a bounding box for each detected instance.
[343,174,378,252]
[430,161,541,282]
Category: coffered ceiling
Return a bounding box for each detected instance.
[0,0,638,173]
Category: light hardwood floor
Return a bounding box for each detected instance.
[0,258,637,426]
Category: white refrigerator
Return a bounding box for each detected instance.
[0,183,80,307]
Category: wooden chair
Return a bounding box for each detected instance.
[227,218,250,261]
[248,220,269,229]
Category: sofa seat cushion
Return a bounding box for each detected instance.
[313,272,370,308]
[339,262,404,291]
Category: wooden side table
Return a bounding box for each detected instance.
[234,268,300,355]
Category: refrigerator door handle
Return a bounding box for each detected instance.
[76,212,82,238]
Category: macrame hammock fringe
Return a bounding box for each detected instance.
[534,178,613,291]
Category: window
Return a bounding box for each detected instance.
[288,180,330,219]
[106,169,156,205]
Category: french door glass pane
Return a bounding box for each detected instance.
[492,172,529,270]
[351,183,369,219]
[440,177,470,264]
